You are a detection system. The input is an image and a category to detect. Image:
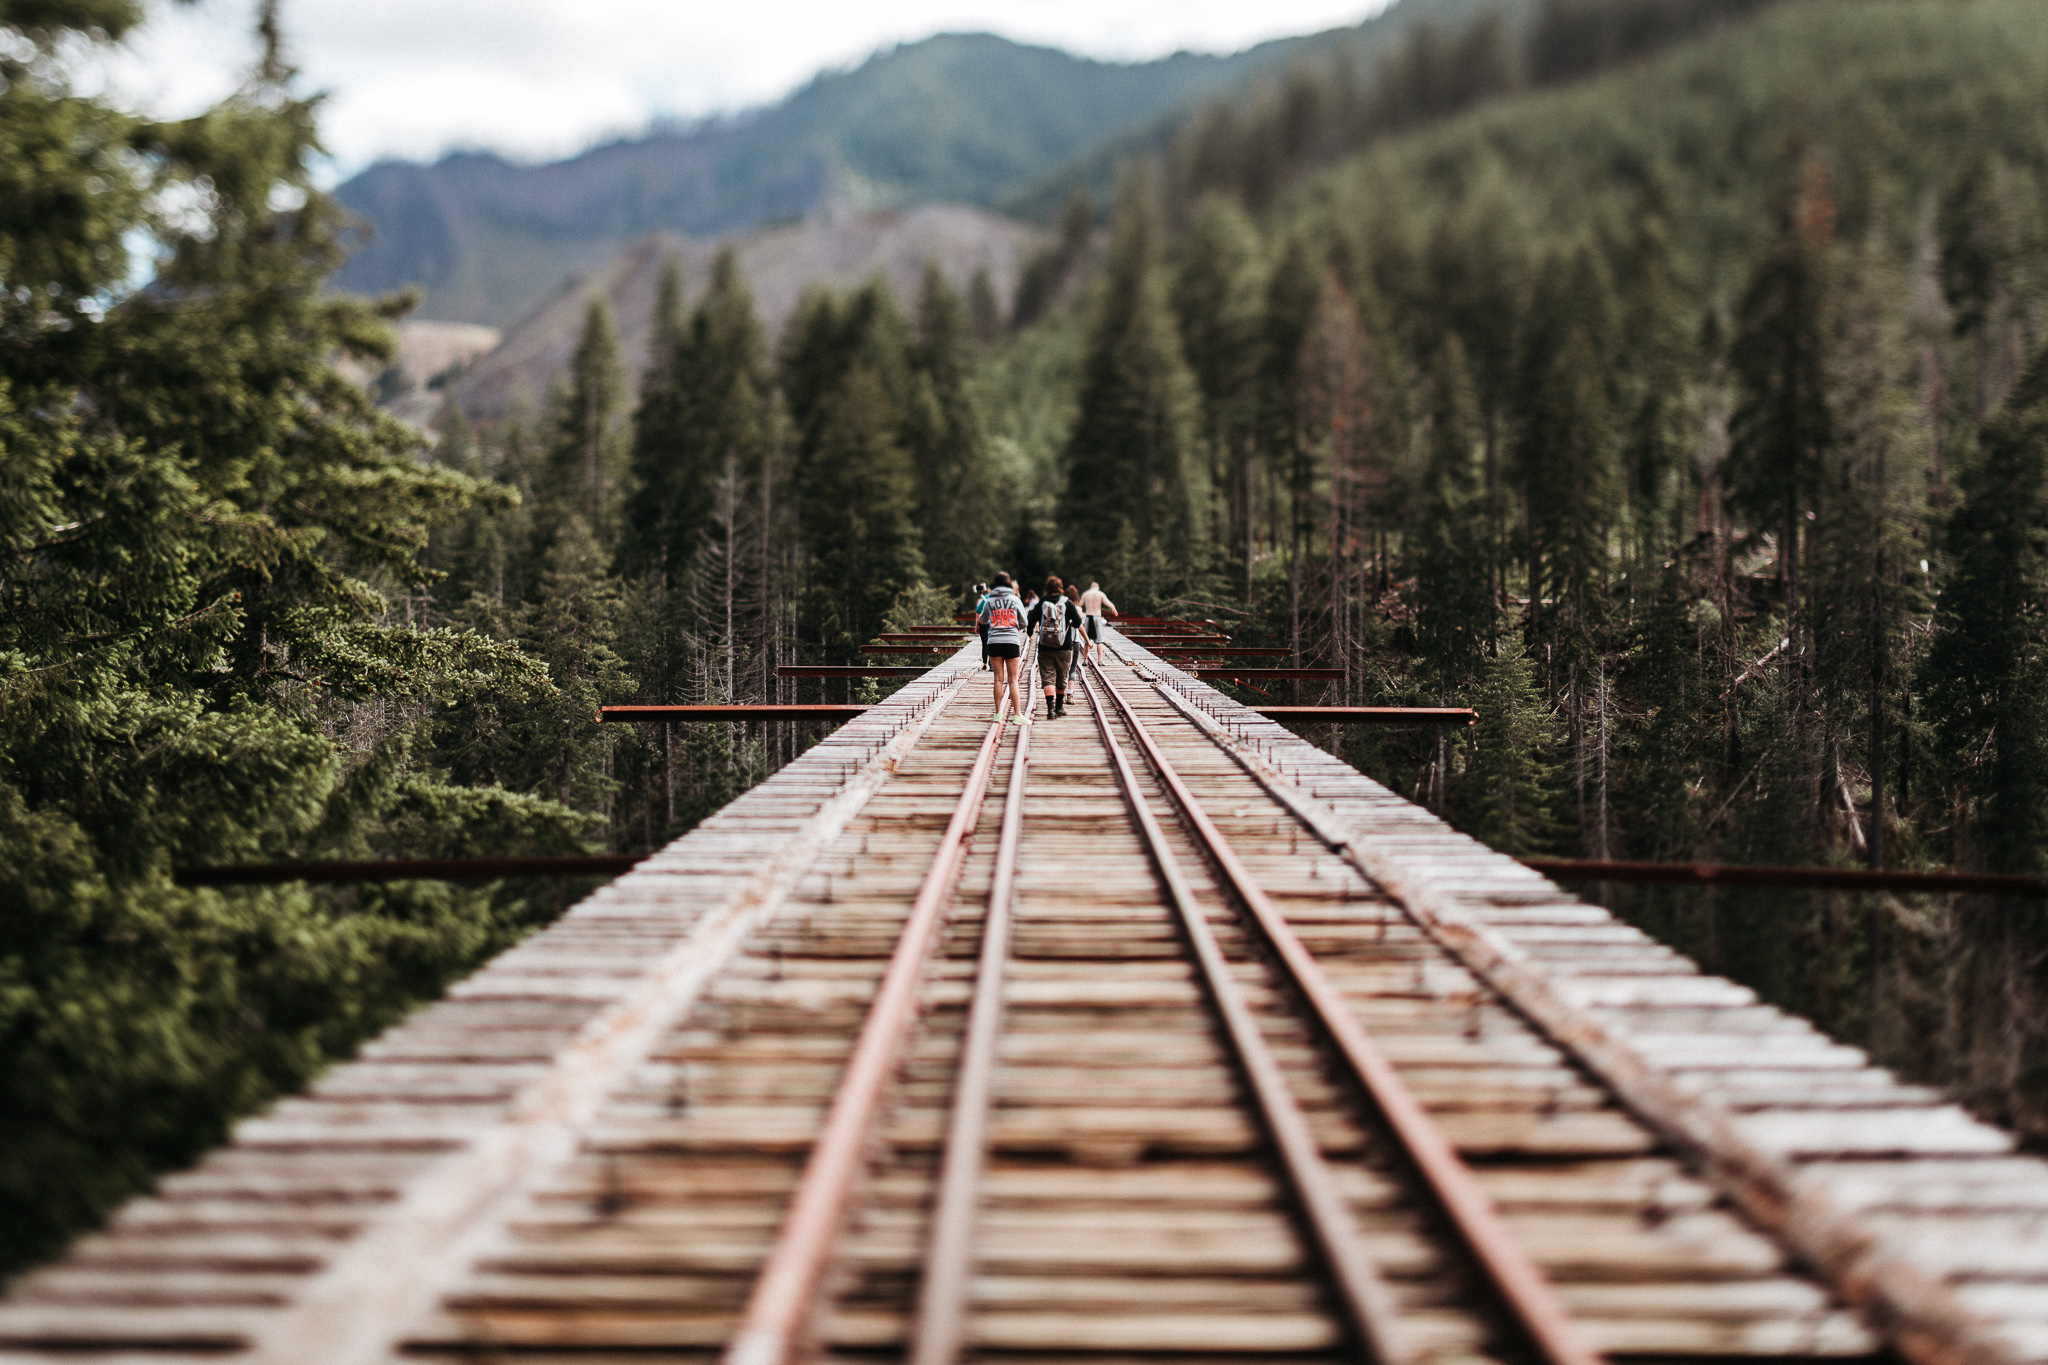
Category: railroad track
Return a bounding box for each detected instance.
[3,636,2043,1364]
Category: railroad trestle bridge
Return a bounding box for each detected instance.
[4,632,2044,1365]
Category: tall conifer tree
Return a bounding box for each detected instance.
[1058,175,1211,598]
[1172,195,1267,579]
[1726,151,1834,625]
[537,297,630,555]
[905,264,1001,592]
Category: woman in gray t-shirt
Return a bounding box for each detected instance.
[976,572,1031,724]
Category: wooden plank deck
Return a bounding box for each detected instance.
[1,630,2042,1365]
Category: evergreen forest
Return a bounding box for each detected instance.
[8,0,2048,1279]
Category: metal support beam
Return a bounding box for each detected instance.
[598,705,869,723]
[175,856,641,886]
[1194,668,1346,680]
[1527,859,2048,897]
[1255,706,1476,725]
[775,667,924,678]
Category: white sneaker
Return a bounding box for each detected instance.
[990,709,1003,722]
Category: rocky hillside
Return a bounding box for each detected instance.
[433,203,1037,418]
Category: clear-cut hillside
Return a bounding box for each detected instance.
[446,203,1038,418]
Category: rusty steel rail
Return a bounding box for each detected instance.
[1076,661,1414,1365]
[1094,658,1602,1365]
[907,676,1034,1365]
[173,856,642,886]
[723,670,1023,1365]
[1527,858,2048,897]
[1152,646,1293,657]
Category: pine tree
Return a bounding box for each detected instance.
[1456,631,1562,856]
[967,266,1001,346]
[536,297,630,554]
[1619,565,1705,863]
[1608,182,1694,558]
[1423,174,1530,599]
[905,263,1003,593]
[1515,251,1619,642]
[1807,238,1927,866]
[1012,190,1094,331]
[621,249,769,584]
[1939,151,2018,420]
[508,517,634,812]
[1295,270,1399,666]
[619,256,689,578]
[1726,150,1834,625]
[1171,195,1266,582]
[1410,337,1495,698]
[1923,370,2048,876]
[1259,234,1327,588]
[0,0,579,1273]
[798,364,926,653]
[1057,175,1211,599]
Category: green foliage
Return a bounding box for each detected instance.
[537,297,631,554]
[1725,151,1833,594]
[906,264,1008,591]
[1923,381,2048,877]
[800,365,928,649]
[1057,175,1213,601]
[1456,632,1562,855]
[1408,339,1495,694]
[0,1,589,1275]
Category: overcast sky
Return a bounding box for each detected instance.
[95,0,1385,180]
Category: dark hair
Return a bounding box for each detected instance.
[993,571,1012,588]
[1065,583,1081,601]
[1044,575,1063,598]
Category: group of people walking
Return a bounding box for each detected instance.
[973,573,1117,724]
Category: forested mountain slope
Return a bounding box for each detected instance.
[331,32,1281,324]
[993,0,2048,1133]
[330,0,1520,327]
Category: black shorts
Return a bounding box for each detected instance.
[986,642,1021,660]
[1087,617,1102,641]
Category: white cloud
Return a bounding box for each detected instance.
[91,0,1385,178]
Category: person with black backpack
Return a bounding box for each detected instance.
[1028,574,1084,718]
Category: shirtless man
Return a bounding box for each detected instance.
[1078,581,1117,661]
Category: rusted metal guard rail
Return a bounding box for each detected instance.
[722,651,1033,1365]
[1195,667,1347,680]
[1077,659,1414,1365]
[598,704,871,723]
[776,666,924,678]
[1528,858,2048,897]
[174,856,641,886]
[1089,657,1601,1365]
[1257,705,1476,725]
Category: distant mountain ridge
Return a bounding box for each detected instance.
[331,31,1312,326]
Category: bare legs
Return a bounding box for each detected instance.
[991,655,1027,720]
